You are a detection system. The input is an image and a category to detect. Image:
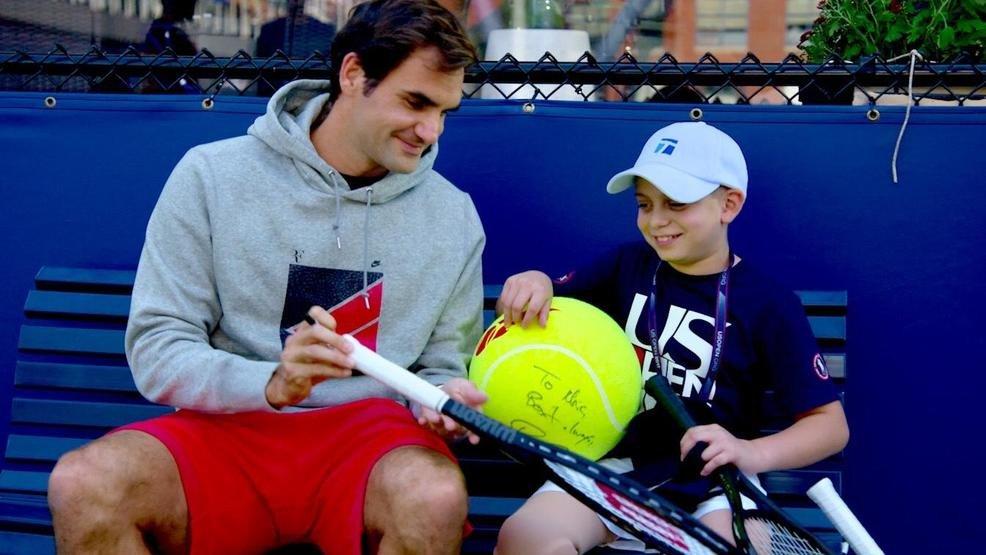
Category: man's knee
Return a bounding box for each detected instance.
[49,431,181,517]
[409,462,467,520]
[398,448,467,515]
[48,431,189,553]
[49,441,125,512]
[372,446,467,520]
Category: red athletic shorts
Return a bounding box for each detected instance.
[117,398,460,554]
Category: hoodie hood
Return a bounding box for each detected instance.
[247,79,438,204]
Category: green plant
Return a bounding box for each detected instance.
[800,0,986,62]
[500,0,567,29]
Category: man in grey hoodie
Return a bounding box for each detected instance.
[46,1,487,553]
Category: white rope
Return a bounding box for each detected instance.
[889,49,923,184]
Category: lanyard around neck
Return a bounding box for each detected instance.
[647,254,731,403]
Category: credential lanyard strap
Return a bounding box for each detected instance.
[647,255,731,403]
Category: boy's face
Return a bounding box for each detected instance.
[339,46,463,176]
[634,179,742,275]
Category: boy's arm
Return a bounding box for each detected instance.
[680,399,848,476]
[496,245,628,327]
[751,399,849,471]
[684,285,849,476]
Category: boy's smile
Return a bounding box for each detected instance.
[653,233,683,246]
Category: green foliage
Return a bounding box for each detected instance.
[800,0,986,62]
[500,0,567,29]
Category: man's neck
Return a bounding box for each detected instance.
[310,105,386,178]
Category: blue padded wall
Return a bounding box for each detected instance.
[1,91,984,553]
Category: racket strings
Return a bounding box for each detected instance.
[744,516,827,555]
[546,461,720,554]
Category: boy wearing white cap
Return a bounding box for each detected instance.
[494,122,849,552]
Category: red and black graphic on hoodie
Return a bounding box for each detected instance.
[280,264,384,351]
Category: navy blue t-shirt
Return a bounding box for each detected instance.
[555,241,838,464]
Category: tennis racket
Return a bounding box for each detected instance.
[342,334,737,555]
[807,478,883,555]
[643,374,835,555]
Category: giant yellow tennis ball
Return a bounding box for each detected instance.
[469,297,642,460]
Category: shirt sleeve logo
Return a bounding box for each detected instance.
[813,353,830,380]
[553,271,575,285]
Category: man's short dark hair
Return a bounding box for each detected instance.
[327,0,477,103]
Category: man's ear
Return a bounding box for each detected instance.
[337,52,366,97]
[721,188,745,224]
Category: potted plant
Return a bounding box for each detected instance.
[481,0,592,100]
[500,0,567,29]
[798,0,986,104]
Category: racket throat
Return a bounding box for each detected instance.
[444,400,518,443]
[721,481,755,555]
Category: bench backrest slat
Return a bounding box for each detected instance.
[0,530,54,554]
[34,267,136,293]
[11,399,171,428]
[25,291,130,320]
[5,435,88,463]
[807,316,845,342]
[18,326,126,356]
[0,470,50,495]
[793,290,848,307]
[15,361,136,392]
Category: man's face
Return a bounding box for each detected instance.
[347,47,464,176]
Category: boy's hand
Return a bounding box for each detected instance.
[497,270,553,328]
[680,423,767,476]
[415,378,488,444]
[266,306,356,409]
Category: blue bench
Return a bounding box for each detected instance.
[0,266,848,553]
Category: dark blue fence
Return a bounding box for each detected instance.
[1,91,984,553]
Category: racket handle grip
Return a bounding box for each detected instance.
[680,441,708,478]
[643,376,698,430]
[807,478,884,555]
[343,335,450,412]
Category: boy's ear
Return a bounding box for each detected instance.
[720,188,745,224]
[337,52,366,97]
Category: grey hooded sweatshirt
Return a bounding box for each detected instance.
[125,80,485,413]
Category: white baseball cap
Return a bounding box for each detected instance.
[606,122,748,203]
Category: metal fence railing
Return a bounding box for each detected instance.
[2,46,984,105]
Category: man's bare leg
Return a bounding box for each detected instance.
[363,446,468,555]
[47,430,189,554]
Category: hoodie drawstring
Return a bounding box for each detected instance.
[333,190,342,249]
[327,171,372,310]
[362,187,373,309]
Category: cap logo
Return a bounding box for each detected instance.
[654,138,678,155]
